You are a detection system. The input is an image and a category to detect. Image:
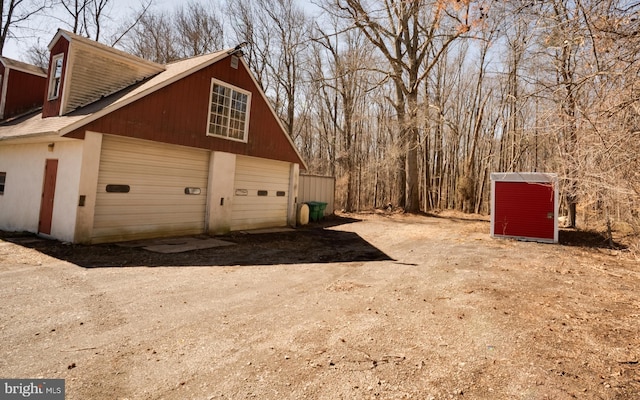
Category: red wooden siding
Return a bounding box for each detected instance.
[3,69,46,119]
[65,56,304,166]
[493,181,555,240]
[42,38,70,118]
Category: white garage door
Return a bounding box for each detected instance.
[92,135,210,243]
[231,156,290,231]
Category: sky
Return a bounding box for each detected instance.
[4,0,191,61]
[4,0,320,62]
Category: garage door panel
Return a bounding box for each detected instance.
[95,194,206,205]
[231,216,286,231]
[101,142,205,159]
[97,184,207,196]
[100,153,207,168]
[236,179,288,187]
[233,176,289,186]
[94,203,206,216]
[91,223,204,242]
[92,135,210,243]
[233,198,288,208]
[94,213,205,228]
[231,156,290,231]
[234,169,289,178]
[237,162,288,171]
[100,165,207,179]
[99,164,208,178]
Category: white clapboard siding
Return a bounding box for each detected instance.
[92,135,209,243]
[231,156,290,231]
[63,44,164,114]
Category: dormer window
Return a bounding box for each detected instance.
[206,79,251,142]
[48,54,64,100]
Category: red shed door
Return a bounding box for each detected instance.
[38,159,58,235]
[494,181,555,240]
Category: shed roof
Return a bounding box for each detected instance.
[0,57,47,77]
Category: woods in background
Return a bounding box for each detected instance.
[8,0,640,232]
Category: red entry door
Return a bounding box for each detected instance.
[38,159,59,235]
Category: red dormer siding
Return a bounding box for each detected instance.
[0,58,47,120]
[3,69,46,119]
[42,37,70,118]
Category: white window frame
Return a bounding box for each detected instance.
[206,79,251,143]
[48,54,64,100]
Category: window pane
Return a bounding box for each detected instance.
[54,58,63,78]
[208,80,249,140]
[48,55,64,99]
[0,172,5,195]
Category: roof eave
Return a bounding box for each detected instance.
[0,57,47,77]
[0,131,60,143]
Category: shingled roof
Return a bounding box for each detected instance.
[0,50,230,140]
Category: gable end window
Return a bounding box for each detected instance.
[48,54,64,100]
[206,79,251,142]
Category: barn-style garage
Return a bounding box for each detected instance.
[490,172,559,243]
[0,30,307,244]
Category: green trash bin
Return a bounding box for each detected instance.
[317,202,327,218]
[307,201,328,221]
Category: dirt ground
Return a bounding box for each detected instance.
[1,211,639,399]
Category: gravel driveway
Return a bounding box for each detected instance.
[1,211,638,399]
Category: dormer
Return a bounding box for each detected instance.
[0,57,47,120]
[42,29,165,118]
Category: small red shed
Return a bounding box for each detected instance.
[490,172,558,243]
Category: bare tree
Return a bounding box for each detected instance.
[227,0,311,139]
[58,0,86,34]
[329,0,477,212]
[25,40,48,67]
[57,0,125,41]
[568,0,640,233]
[124,10,178,63]
[312,21,377,211]
[226,1,270,90]
[174,1,224,58]
[0,0,52,55]
[108,0,152,47]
